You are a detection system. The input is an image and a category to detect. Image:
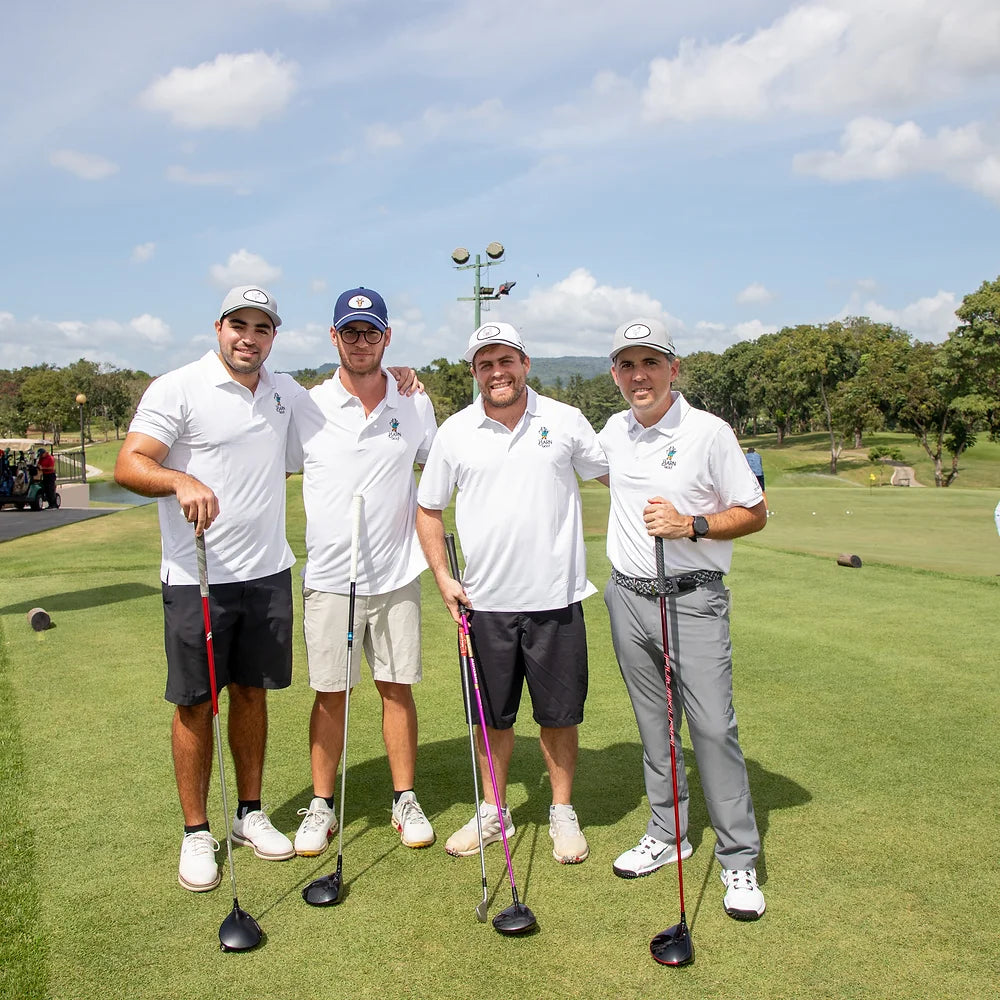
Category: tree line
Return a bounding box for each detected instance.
[5,275,996,487]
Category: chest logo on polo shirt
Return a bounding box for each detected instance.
[538,426,551,448]
[273,392,286,415]
[388,417,401,440]
[661,445,677,469]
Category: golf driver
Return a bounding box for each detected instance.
[302,493,363,907]
[444,534,537,936]
[195,530,263,953]
[445,533,489,923]
[649,535,694,967]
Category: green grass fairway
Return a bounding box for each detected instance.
[1,484,997,999]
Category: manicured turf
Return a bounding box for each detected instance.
[0,477,997,998]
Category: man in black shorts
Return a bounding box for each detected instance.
[116,286,302,891]
[416,322,609,864]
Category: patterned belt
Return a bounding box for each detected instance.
[611,567,724,597]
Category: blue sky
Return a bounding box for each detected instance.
[1,0,998,376]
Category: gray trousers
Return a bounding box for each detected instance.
[604,578,760,870]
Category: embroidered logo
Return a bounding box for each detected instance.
[661,445,676,469]
[388,417,401,440]
[273,392,286,414]
[538,426,551,448]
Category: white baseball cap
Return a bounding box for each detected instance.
[610,317,675,360]
[219,285,281,328]
[464,322,526,362]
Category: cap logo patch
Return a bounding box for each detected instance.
[243,289,269,305]
[623,323,652,341]
[477,325,502,341]
[350,295,373,309]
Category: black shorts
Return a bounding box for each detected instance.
[755,474,765,491]
[466,604,588,729]
[162,569,293,706]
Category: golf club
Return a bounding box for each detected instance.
[195,530,263,953]
[444,535,537,936]
[649,535,694,967]
[302,493,363,907]
[444,533,489,923]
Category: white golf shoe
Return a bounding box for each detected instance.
[294,797,338,857]
[231,808,295,860]
[178,830,221,892]
[391,791,435,848]
[721,867,766,920]
[445,801,514,857]
[612,834,693,879]
[548,804,589,864]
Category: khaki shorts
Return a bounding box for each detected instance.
[302,578,422,692]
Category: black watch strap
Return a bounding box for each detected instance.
[691,515,709,542]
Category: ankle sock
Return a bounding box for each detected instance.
[393,789,414,804]
[236,800,261,819]
[184,822,210,835]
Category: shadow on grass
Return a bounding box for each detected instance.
[0,582,160,617]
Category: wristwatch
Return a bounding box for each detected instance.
[690,515,709,542]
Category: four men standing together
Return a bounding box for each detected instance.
[116,285,768,923]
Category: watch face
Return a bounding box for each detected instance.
[694,516,709,537]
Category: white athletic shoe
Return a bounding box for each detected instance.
[391,791,435,848]
[294,797,338,857]
[612,834,693,879]
[445,801,514,857]
[231,808,295,860]
[178,831,221,892]
[721,867,766,920]
[549,804,589,864]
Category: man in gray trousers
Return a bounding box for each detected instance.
[598,317,768,920]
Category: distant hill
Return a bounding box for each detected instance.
[285,356,609,387]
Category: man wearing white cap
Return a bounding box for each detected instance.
[416,322,608,865]
[600,317,769,920]
[287,287,438,856]
[116,285,302,891]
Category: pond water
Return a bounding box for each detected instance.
[86,481,157,506]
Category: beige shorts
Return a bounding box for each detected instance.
[302,578,422,692]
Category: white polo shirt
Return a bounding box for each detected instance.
[418,387,608,612]
[600,391,763,579]
[128,351,302,586]
[287,369,437,594]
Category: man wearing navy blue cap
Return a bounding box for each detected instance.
[287,287,439,855]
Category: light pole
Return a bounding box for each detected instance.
[451,242,516,399]
[75,393,87,484]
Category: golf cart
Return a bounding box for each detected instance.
[0,450,59,511]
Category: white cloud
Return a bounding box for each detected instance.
[0,311,173,369]
[690,318,779,353]
[736,282,775,305]
[131,242,156,263]
[309,278,328,294]
[138,52,298,129]
[835,288,959,342]
[641,0,1000,123]
[365,123,404,150]
[267,322,334,371]
[165,164,239,187]
[794,116,1000,203]
[49,149,119,180]
[209,250,282,289]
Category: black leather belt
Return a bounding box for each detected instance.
[611,567,724,597]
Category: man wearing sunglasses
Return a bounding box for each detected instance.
[287,287,438,857]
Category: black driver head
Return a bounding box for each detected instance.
[302,873,344,907]
[492,902,537,936]
[219,902,263,952]
[650,920,694,967]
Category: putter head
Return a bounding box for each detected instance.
[492,902,537,936]
[219,902,263,952]
[475,898,488,923]
[650,920,694,967]
[302,873,343,907]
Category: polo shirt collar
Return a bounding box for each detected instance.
[330,367,395,410]
[627,390,690,437]
[202,350,276,393]
[474,384,538,426]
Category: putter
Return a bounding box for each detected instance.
[649,536,694,967]
[195,530,263,953]
[303,493,363,907]
[445,534,489,923]
[444,535,536,937]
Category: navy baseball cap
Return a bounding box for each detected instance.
[333,288,389,332]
